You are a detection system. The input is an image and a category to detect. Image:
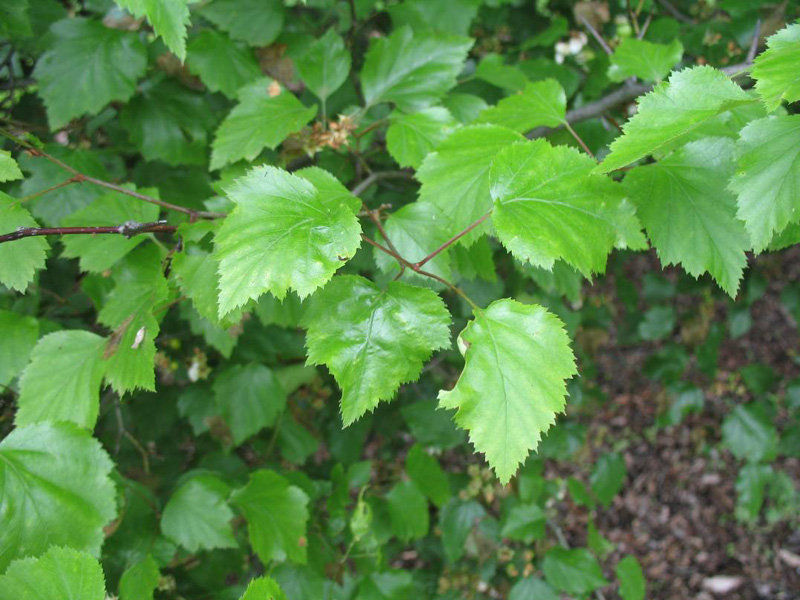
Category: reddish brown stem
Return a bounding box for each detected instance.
[414,212,491,270]
[0,221,176,244]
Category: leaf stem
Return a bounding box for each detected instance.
[20,174,82,203]
[414,211,491,270]
[564,121,596,160]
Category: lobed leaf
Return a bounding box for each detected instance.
[0,547,105,598]
[476,79,566,132]
[608,38,683,83]
[0,193,49,292]
[115,0,190,60]
[386,106,456,169]
[751,23,800,112]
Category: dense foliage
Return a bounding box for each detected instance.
[0,0,799,598]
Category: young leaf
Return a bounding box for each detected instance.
[542,548,609,596]
[0,422,117,572]
[0,310,38,387]
[115,0,190,60]
[491,140,645,277]
[751,23,800,111]
[0,193,49,292]
[361,26,473,110]
[386,106,456,169]
[186,29,261,98]
[0,547,105,600]
[385,480,430,541]
[230,470,309,564]
[616,555,646,600]
[33,18,147,129]
[608,38,683,82]
[161,474,237,552]
[438,299,576,483]
[213,363,287,445]
[597,66,754,172]
[210,79,317,170]
[417,124,524,243]
[0,150,22,182]
[729,115,800,251]
[201,0,285,46]
[16,330,106,429]
[296,29,351,103]
[239,577,288,600]
[476,79,566,132]
[721,403,778,463]
[214,166,361,316]
[624,137,749,296]
[119,555,160,600]
[304,275,451,425]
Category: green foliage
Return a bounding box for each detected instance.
[0,193,48,291]
[119,555,160,600]
[542,547,609,595]
[296,28,351,104]
[0,547,106,600]
[608,38,684,82]
[616,555,646,600]
[751,23,800,111]
[386,107,456,169]
[115,0,190,60]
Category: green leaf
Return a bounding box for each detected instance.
[734,463,772,522]
[214,166,361,316]
[439,299,576,484]
[752,23,800,111]
[98,245,169,394]
[213,363,287,445]
[210,78,317,170]
[61,187,160,273]
[417,124,523,243]
[201,0,285,46]
[0,422,117,572]
[616,555,646,600]
[361,26,473,110]
[597,66,754,172]
[590,452,626,508]
[501,503,545,543]
[637,306,675,341]
[278,415,319,465]
[588,519,615,558]
[304,275,451,425]
[509,577,559,600]
[230,470,309,564]
[296,28,351,103]
[0,547,105,599]
[254,293,306,328]
[161,474,237,552]
[608,38,683,82]
[625,137,749,296]
[542,548,609,596]
[722,403,778,463]
[115,0,189,60]
[119,555,160,600]
[491,140,646,277]
[187,29,261,98]
[0,150,22,182]
[385,480,429,541]
[0,193,49,292]
[439,498,486,563]
[356,571,414,600]
[729,115,800,251]
[239,577,288,600]
[0,310,38,387]
[121,80,214,166]
[33,18,147,129]
[16,330,106,429]
[405,444,451,507]
[476,79,566,132]
[443,92,488,123]
[475,53,529,91]
[388,0,481,37]
[386,107,456,169]
[0,0,32,39]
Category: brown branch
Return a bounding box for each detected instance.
[747,20,762,63]
[350,170,413,197]
[0,221,176,244]
[579,15,613,55]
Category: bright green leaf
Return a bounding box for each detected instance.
[590,452,627,508]
[439,498,486,563]
[476,79,566,132]
[751,23,800,111]
[509,577,559,600]
[201,0,285,46]
[0,422,117,572]
[115,0,189,60]
[439,299,576,483]
[616,555,646,600]
[356,571,414,600]
[0,547,105,599]
[722,403,778,463]
[386,106,456,169]
[501,503,545,543]
[734,463,772,522]
[230,470,309,564]
[187,29,261,98]
[119,554,159,600]
[405,444,451,507]
[442,92,488,123]
[296,28,351,103]
[388,0,481,37]
[214,166,361,316]
[542,547,609,596]
[608,38,683,82]
[0,310,38,387]
[475,53,528,91]
[0,150,22,182]
[0,193,49,292]
[304,275,451,425]
[385,480,429,541]
[239,576,288,600]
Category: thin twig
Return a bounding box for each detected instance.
[747,20,762,63]
[20,175,82,203]
[638,10,654,39]
[657,0,694,24]
[0,221,176,244]
[626,0,640,37]
[564,121,596,159]
[579,15,613,55]
[350,170,412,197]
[415,212,491,269]
[114,398,151,475]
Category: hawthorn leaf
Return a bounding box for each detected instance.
[751,23,800,112]
[201,0,285,46]
[115,0,190,60]
[476,79,566,132]
[729,115,800,251]
[386,106,456,169]
[214,166,361,316]
[625,137,749,296]
[417,124,524,243]
[491,140,646,277]
[0,422,117,572]
[388,0,481,37]
[230,470,309,564]
[597,66,754,172]
[0,310,38,387]
[210,79,317,170]
[722,403,778,463]
[438,299,576,483]
[16,330,106,429]
[509,578,559,600]
[616,556,646,600]
[442,92,488,123]
[501,503,546,543]
[294,166,361,214]
[608,38,683,82]
[439,499,486,563]
[734,463,771,522]
[0,150,22,182]
[475,53,529,91]
[33,18,147,129]
[0,547,105,599]
[61,187,160,273]
[590,452,627,508]
[361,25,473,110]
[386,480,429,541]
[213,363,287,445]
[172,249,222,324]
[405,444,451,507]
[119,555,159,600]
[239,577,288,600]
[186,29,261,98]
[543,548,609,596]
[0,193,49,292]
[0,0,32,39]
[296,28,351,103]
[304,275,450,425]
[161,474,237,552]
